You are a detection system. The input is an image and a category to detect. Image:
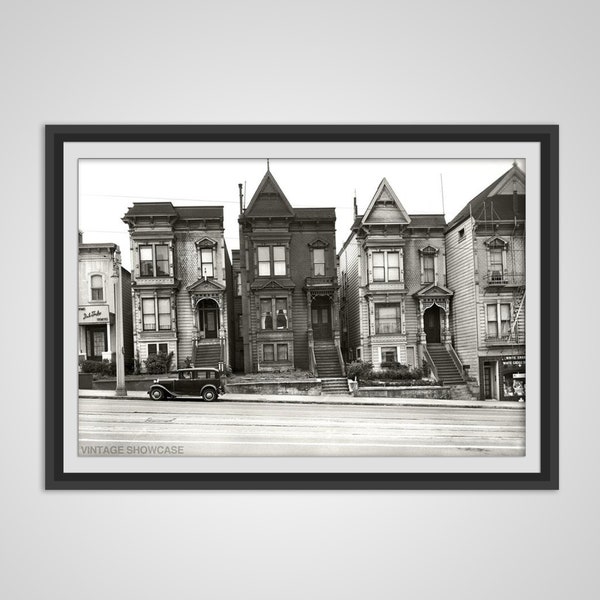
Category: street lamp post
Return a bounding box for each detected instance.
[112,248,127,396]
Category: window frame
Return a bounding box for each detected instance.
[142,296,172,332]
[138,243,170,278]
[312,247,326,277]
[419,246,439,285]
[259,296,289,330]
[200,248,214,278]
[375,303,402,334]
[257,245,287,277]
[371,250,402,283]
[486,301,512,339]
[90,274,104,301]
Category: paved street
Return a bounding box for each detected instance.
[79,396,525,457]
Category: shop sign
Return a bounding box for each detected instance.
[78,305,110,324]
[502,355,525,368]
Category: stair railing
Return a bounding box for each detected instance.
[447,344,468,382]
[334,337,346,377]
[422,346,439,383]
[308,330,318,378]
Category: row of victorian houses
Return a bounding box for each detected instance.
[78,163,526,401]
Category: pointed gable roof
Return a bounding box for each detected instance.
[361,178,411,225]
[244,170,295,218]
[447,163,525,231]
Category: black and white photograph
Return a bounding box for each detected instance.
[45,124,556,489]
[76,156,528,459]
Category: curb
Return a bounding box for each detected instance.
[79,392,525,410]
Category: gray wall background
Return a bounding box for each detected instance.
[2,1,595,598]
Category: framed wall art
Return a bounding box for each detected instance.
[45,125,558,489]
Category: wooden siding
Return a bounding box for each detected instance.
[445,219,479,374]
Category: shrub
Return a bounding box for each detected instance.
[145,351,174,374]
[346,360,373,382]
[81,359,116,377]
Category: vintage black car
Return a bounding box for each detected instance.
[148,368,225,401]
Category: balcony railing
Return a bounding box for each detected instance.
[305,276,337,289]
[483,272,525,287]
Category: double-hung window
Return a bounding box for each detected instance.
[313,248,325,276]
[375,304,401,334]
[486,302,511,339]
[142,297,171,331]
[257,246,286,277]
[90,274,103,301]
[372,251,401,282]
[420,246,438,284]
[200,248,214,278]
[139,244,169,277]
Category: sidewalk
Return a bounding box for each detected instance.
[79,388,525,410]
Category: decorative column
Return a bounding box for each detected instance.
[443,301,452,346]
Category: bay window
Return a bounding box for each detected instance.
[142,297,171,331]
[139,244,170,278]
[375,303,402,334]
[372,251,401,282]
[257,245,287,277]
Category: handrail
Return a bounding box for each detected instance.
[446,344,467,382]
[308,330,318,377]
[422,346,439,382]
[334,339,346,377]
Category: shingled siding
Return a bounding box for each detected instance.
[445,219,479,377]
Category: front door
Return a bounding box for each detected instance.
[311,297,332,340]
[86,326,107,361]
[424,304,441,343]
[198,300,219,339]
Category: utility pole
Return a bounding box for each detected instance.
[113,248,127,396]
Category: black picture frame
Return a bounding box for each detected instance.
[45,124,558,490]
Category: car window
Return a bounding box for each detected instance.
[180,371,192,379]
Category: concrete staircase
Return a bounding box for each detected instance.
[426,343,464,385]
[313,340,343,378]
[193,342,221,368]
[321,377,350,396]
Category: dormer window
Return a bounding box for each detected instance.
[419,246,439,285]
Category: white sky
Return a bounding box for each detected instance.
[78,158,524,271]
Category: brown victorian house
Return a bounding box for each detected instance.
[237,169,344,379]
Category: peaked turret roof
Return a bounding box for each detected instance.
[244,170,295,218]
[360,178,411,226]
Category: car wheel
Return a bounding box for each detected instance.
[202,387,216,401]
[150,388,165,401]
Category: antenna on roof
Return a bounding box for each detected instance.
[238,183,243,214]
[353,190,357,219]
[440,174,446,217]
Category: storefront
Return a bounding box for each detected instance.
[78,304,114,362]
[501,355,526,401]
[479,354,525,401]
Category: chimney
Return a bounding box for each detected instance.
[353,193,357,220]
[238,183,244,215]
